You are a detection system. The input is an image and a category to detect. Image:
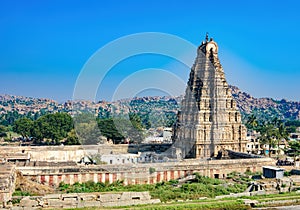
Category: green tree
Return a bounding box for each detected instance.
[13,118,34,139]
[276,122,289,155]
[127,113,144,144]
[0,125,7,137]
[32,113,73,145]
[64,129,80,145]
[272,117,281,128]
[245,114,258,130]
[97,118,125,144]
[74,113,103,145]
[0,111,22,126]
[285,120,300,133]
[258,118,290,157]
[288,141,300,160]
[258,124,277,157]
[96,114,145,144]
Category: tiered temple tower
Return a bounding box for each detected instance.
[173,35,247,159]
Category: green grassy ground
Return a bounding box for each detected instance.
[59,174,247,202]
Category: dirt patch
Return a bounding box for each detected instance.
[15,170,54,195]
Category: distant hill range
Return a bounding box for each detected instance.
[230,86,300,121]
[1,86,300,125]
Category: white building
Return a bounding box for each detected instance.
[100,153,140,164]
[246,131,261,154]
[163,127,172,143]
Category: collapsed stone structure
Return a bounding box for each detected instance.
[174,35,247,158]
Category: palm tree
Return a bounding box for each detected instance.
[246,114,258,131]
[288,141,300,162]
[272,117,281,127]
[258,124,277,157]
[276,122,289,156]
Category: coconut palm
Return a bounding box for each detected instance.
[275,122,289,156]
[258,124,277,157]
[246,114,258,130]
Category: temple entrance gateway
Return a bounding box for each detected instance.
[173,35,247,159]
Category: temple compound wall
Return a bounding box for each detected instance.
[18,158,275,187]
[0,145,128,162]
[0,144,171,163]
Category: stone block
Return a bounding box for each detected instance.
[48,199,76,207]
[102,201,123,207]
[243,199,258,206]
[44,194,61,199]
[79,194,96,201]
[20,197,38,207]
[83,201,101,207]
[10,207,23,210]
[76,201,85,208]
[62,204,78,209]
[23,207,40,210]
[151,199,161,204]
[251,191,265,196]
[99,193,121,202]
[239,192,251,197]
[63,197,77,202]
[62,193,78,198]
[120,191,151,201]
[101,199,160,207]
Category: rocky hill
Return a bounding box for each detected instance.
[0,86,299,127]
[230,85,300,120]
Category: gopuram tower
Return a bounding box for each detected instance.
[173,35,247,159]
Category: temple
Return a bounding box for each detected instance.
[173,35,248,159]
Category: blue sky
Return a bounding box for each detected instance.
[0,0,300,102]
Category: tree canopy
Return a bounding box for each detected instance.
[73,113,103,145]
[32,112,73,144]
[287,140,300,158]
[13,118,34,139]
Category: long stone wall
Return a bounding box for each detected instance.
[18,157,275,186]
[0,144,171,162]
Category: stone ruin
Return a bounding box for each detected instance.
[0,164,16,208]
[13,191,160,209]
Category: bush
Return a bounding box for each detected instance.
[149,167,156,174]
[11,198,21,204]
[194,173,224,185]
[12,190,32,196]
[284,171,292,176]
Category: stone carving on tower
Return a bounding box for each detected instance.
[173,35,247,159]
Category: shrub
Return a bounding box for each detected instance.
[12,190,32,196]
[149,167,156,174]
[284,171,292,176]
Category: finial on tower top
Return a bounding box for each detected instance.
[205,32,209,42]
